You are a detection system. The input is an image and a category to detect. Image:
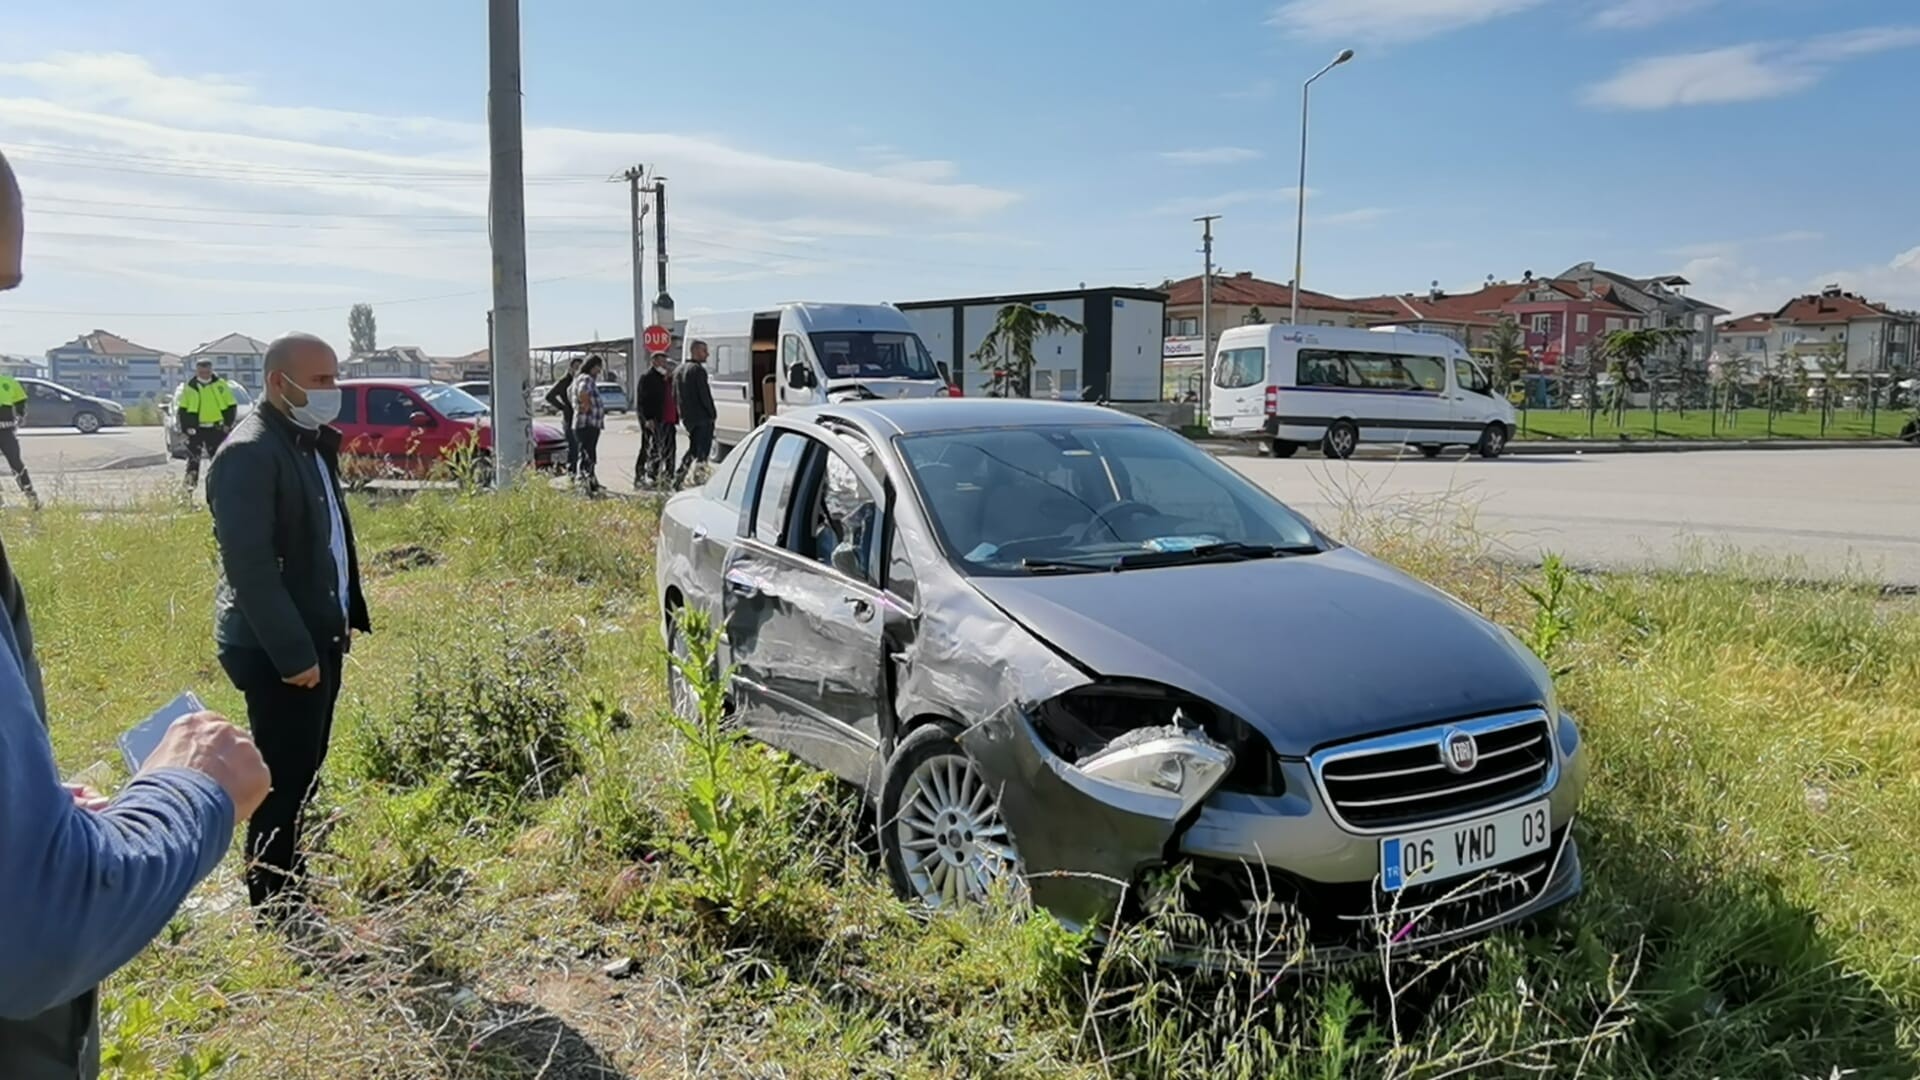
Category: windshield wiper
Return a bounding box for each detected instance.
[1019,557,1111,574]
[1110,541,1319,570]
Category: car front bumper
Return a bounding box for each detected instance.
[962,705,1587,964]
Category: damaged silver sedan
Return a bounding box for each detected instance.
[655,399,1586,962]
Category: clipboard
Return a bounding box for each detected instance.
[119,691,205,774]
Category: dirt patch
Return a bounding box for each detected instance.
[374,544,441,573]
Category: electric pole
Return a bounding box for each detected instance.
[486,0,532,485]
[621,164,648,401]
[1195,214,1220,424]
[652,178,673,330]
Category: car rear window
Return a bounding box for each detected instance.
[1214,346,1265,389]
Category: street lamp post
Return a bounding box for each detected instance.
[1290,48,1355,327]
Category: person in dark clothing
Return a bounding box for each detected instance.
[673,340,717,487]
[0,372,40,509]
[1,146,272,1080]
[208,331,371,914]
[545,358,581,476]
[571,356,606,495]
[636,353,678,488]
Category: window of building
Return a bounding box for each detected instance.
[1575,314,1589,334]
[1530,314,1553,334]
[1747,337,1766,352]
[1170,317,1199,336]
[1058,369,1080,398]
[1606,317,1624,333]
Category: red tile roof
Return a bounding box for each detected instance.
[1352,282,1528,327]
[1718,313,1773,334]
[54,329,162,358]
[1162,272,1382,314]
[1772,290,1893,325]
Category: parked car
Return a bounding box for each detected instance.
[454,380,492,402]
[164,380,256,459]
[19,378,127,434]
[598,382,630,414]
[656,399,1586,963]
[333,378,568,481]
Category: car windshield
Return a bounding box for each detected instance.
[809,331,938,381]
[898,423,1321,575]
[417,383,488,419]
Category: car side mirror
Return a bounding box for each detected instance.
[408,411,433,428]
[787,365,816,391]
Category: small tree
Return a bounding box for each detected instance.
[1813,346,1846,427]
[1487,317,1527,398]
[1245,305,1268,325]
[1593,326,1691,427]
[971,303,1085,398]
[349,303,378,355]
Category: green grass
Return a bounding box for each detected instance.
[1516,406,1907,441]
[16,488,1920,1078]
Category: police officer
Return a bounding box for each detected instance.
[0,372,39,510]
[176,358,237,491]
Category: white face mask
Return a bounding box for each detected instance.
[277,376,341,429]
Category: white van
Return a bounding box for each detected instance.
[682,302,953,448]
[1208,325,1515,459]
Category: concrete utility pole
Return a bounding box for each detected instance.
[622,164,648,401]
[1195,214,1219,422]
[486,0,533,485]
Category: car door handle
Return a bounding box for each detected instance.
[724,570,758,598]
[843,595,874,622]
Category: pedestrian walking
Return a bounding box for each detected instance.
[206,332,370,918]
[0,370,40,510]
[545,357,581,477]
[1,146,271,1080]
[571,356,606,495]
[637,352,678,488]
[176,358,238,493]
[674,340,717,488]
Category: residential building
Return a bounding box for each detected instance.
[1558,263,1729,371]
[1498,276,1642,376]
[432,348,491,383]
[1160,271,1383,399]
[0,355,47,380]
[344,345,435,380]
[186,332,270,392]
[45,329,169,403]
[1352,282,1522,352]
[1768,286,1918,372]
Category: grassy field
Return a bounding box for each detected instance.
[1515,406,1909,441]
[16,487,1920,1078]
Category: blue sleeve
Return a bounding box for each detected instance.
[0,672,235,1019]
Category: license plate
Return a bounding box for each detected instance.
[1380,800,1550,892]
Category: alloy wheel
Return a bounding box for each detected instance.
[895,753,1019,907]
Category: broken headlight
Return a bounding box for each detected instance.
[1077,725,1234,819]
[1031,681,1286,797]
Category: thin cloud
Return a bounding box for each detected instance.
[1152,187,1307,216]
[1159,147,1264,166]
[1269,0,1545,43]
[1222,79,1278,101]
[1590,0,1716,30]
[1584,26,1920,109]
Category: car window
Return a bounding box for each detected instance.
[802,446,879,581]
[1455,359,1490,395]
[337,386,360,424]
[367,387,418,426]
[752,432,808,544]
[1213,346,1265,389]
[898,423,1317,575]
[705,429,766,511]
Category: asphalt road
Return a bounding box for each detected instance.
[1223,447,1920,586]
[23,423,1918,585]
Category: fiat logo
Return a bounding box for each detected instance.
[1441,729,1478,774]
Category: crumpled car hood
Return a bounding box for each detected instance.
[966,547,1548,757]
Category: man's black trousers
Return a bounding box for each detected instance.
[219,645,344,909]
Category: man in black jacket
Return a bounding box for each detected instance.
[673,340,717,487]
[636,353,677,487]
[207,331,371,913]
[544,357,581,477]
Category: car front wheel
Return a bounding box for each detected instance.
[74,411,101,434]
[878,724,1022,909]
[1477,423,1508,459]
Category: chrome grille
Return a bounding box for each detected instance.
[1312,711,1555,832]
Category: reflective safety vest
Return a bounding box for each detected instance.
[0,376,24,409]
[178,377,236,425]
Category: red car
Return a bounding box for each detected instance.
[334,378,568,481]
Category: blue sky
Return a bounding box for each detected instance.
[3,0,1917,357]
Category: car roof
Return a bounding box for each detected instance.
[794,398,1157,437]
[338,377,435,387]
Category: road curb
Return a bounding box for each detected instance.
[99,452,170,471]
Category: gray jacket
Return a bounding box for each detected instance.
[208,404,371,674]
[674,361,717,428]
